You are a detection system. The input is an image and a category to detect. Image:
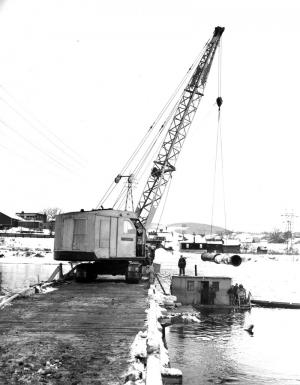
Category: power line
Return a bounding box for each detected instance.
[0,142,72,180]
[0,117,77,174]
[0,94,84,170]
[0,84,87,168]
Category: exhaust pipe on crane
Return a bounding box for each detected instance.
[201,252,242,267]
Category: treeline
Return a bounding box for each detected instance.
[266,230,292,244]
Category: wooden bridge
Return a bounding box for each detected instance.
[0,277,148,384]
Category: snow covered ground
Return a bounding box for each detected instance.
[0,235,55,263]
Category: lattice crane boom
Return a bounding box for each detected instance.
[135,26,224,229]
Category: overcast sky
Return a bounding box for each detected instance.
[1,0,300,232]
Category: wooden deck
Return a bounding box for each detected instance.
[0,277,148,384]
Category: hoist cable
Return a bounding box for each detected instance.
[210,36,227,234]
[219,113,227,233]
[113,184,126,209]
[96,122,164,209]
[132,44,210,177]
[133,124,166,177]
[210,115,219,234]
[97,40,211,209]
[116,193,127,211]
[135,133,165,183]
[113,182,127,209]
[218,38,227,233]
[118,72,187,177]
[97,95,178,208]
[95,180,116,208]
[133,98,181,179]
[98,67,188,209]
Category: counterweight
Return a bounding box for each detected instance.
[135,26,224,229]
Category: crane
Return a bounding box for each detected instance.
[136,26,224,229]
[54,27,224,282]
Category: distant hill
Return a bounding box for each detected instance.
[167,222,230,235]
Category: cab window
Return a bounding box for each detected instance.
[123,220,135,234]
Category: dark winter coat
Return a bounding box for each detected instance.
[178,257,186,268]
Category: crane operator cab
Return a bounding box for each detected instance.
[54,208,147,282]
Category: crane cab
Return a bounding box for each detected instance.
[54,209,146,281]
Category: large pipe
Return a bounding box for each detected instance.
[201,252,242,267]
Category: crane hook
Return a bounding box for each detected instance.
[216,96,223,110]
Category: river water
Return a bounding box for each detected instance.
[155,250,300,385]
[0,257,68,293]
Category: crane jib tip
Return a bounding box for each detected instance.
[214,26,225,37]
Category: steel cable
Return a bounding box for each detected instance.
[0,85,86,168]
[0,118,76,174]
[210,36,227,234]
[96,40,211,210]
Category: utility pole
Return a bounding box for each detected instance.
[193,232,196,243]
[281,211,298,254]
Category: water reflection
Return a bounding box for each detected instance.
[0,261,63,292]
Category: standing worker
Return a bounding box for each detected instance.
[227,285,234,305]
[146,244,156,264]
[237,284,246,306]
[178,255,186,276]
[150,245,156,261]
[233,283,239,305]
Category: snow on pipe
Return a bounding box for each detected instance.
[201,252,242,267]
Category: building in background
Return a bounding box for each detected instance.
[16,212,47,223]
[0,211,22,229]
[16,211,47,230]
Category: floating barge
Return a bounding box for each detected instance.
[170,253,251,310]
[171,275,251,310]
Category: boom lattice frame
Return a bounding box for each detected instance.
[136,27,224,228]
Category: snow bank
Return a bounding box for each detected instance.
[125,284,182,385]
[145,287,164,385]
[145,286,182,385]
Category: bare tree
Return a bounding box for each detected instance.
[41,208,62,235]
[41,207,62,221]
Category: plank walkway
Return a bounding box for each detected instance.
[0,277,148,385]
